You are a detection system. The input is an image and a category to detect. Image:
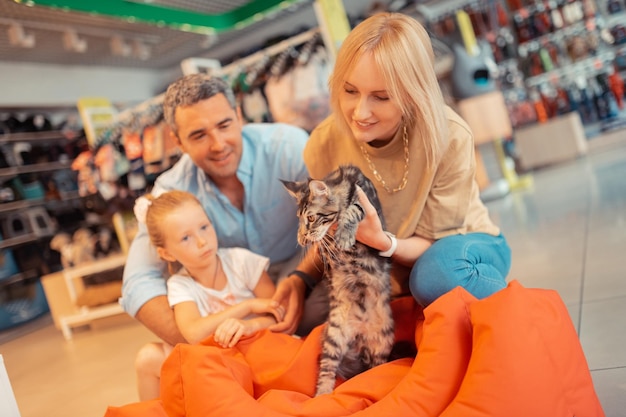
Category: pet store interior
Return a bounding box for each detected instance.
[0,0,625,416]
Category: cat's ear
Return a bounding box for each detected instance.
[281,179,304,199]
[309,180,329,197]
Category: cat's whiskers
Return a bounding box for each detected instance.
[317,237,338,278]
[321,235,341,263]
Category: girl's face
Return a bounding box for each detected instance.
[339,52,403,145]
[157,201,218,270]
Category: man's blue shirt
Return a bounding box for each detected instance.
[121,122,308,316]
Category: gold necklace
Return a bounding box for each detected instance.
[359,125,410,193]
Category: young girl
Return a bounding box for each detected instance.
[133,190,284,401]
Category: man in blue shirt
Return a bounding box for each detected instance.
[121,74,313,345]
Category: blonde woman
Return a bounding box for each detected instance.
[273,12,511,333]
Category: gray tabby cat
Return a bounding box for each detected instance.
[282,164,395,397]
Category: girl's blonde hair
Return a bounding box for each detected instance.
[144,190,204,274]
[329,12,448,168]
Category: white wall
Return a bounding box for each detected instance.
[0,0,377,110]
[0,62,168,108]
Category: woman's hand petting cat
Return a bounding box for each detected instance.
[268,275,306,334]
[354,186,393,252]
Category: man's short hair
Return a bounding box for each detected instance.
[162,74,237,134]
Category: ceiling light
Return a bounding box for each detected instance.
[132,39,151,60]
[7,22,35,48]
[63,29,87,53]
[199,33,218,49]
[110,35,132,57]
[180,58,221,76]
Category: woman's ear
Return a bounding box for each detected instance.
[157,246,177,263]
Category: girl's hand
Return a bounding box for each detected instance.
[247,298,285,322]
[214,318,247,348]
[354,186,390,251]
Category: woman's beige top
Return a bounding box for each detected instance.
[304,106,500,293]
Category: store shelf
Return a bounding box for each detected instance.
[40,253,127,339]
[0,232,55,250]
[416,0,478,21]
[0,160,72,178]
[0,130,76,144]
[517,21,588,51]
[525,50,617,86]
[0,269,39,289]
[0,198,45,213]
[0,191,82,214]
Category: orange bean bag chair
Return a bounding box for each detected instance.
[104,280,604,417]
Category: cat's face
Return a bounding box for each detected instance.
[282,179,339,246]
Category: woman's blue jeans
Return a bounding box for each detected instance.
[409,233,511,307]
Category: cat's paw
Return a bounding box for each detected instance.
[335,236,356,252]
[314,380,335,397]
[334,230,356,251]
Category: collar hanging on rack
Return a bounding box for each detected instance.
[270,45,299,78]
[244,53,271,87]
[296,32,321,66]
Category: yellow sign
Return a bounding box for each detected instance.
[314,0,351,59]
[77,97,117,148]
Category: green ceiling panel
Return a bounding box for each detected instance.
[19,0,305,34]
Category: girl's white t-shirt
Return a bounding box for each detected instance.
[166,247,269,317]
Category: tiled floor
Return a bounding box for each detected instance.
[486,136,626,416]
[1,136,625,417]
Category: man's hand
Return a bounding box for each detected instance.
[268,275,306,334]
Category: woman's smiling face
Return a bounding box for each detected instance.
[339,52,403,145]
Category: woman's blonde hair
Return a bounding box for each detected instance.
[144,190,204,274]
[329,12,448,168]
